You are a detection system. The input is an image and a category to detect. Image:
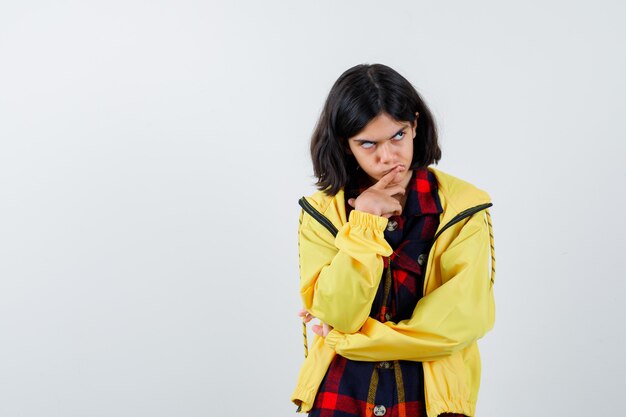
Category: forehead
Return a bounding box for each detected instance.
[351,113,411,140]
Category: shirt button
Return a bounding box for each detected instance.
[417,253,427,266]
[384,312,392,321]
[373,405,387,416]
[386,219,398,231]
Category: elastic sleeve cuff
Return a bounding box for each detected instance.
[324,329,345,351]
[348,210,388,231]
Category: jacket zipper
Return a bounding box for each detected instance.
[299,197,339,237]
[432,202,493,242]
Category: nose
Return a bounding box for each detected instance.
[378,141,395,165]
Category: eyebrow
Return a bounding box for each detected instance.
[352,127,407,142]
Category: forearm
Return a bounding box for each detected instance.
[300,210,392,333]
[325,318,460,362]
[325,287,494,362]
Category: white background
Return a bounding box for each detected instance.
[1,1,625,416]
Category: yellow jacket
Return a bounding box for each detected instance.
[291,167,496,417]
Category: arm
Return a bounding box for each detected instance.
[299,208,392,334]
[324,211,495,361]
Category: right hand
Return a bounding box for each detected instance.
[298,308,315,323]
[348,166,406,218]
[298,308,332,337]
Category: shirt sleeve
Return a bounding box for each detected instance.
[324,211,495,361]
[299,208,393,334]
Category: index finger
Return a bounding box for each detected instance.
[373,166,403,189]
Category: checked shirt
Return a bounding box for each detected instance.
[307,168,466,417]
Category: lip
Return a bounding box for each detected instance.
[382,164,406,176]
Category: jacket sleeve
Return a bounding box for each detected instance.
[299,208,393,334]
[324,211,495,361]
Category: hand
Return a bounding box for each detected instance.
[298,308,315,323]
[298,308,333,337]
[348,166,406,218]
[311,322,333,337]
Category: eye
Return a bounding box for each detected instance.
[392,130,406,141]
[360,141,375,149]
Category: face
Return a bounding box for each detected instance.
[347,112,417,187]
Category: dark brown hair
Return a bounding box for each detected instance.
[310,63,441,195]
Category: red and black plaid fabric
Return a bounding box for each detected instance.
[308,168,466,417]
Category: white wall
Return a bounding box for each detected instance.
[1,1,625,416]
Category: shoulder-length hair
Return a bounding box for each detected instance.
[311,63,441,196]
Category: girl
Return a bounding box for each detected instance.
[292,64,496,417]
